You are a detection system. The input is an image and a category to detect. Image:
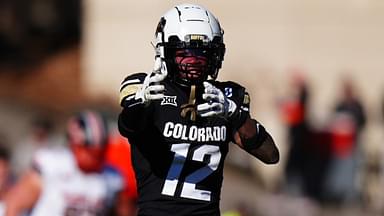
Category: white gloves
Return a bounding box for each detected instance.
[135,58,167,105]
[197,82,237,118]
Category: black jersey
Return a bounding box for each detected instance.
[118,73,250,216]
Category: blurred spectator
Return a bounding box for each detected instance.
[280,73,310,195]
[0,144,13,199]
[4,110,122,216]
[0,143,15,215]
[334,78,366,135]
[323,78,366,205]
[105,130,137,216]
[12,116,59,175]
[280,72,331,202]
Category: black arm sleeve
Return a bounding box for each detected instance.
[118,105,149,137]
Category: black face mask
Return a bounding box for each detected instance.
[174,48,210,83]
[162,37,225,87]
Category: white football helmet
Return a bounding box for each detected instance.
[154,4,225,86]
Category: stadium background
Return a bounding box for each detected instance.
[0,0,383,215]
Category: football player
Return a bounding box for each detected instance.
[4,110,122,216]
[118,3,279,216]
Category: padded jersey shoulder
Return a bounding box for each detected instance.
[119,72,148,107]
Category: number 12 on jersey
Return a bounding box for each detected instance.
[161,143,221,201]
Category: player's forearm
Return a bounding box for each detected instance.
[235,118,279,164]
[4,170,41,216]
[246,133,279,164]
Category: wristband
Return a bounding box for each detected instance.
[242,120,268,152]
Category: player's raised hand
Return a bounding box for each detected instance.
[197,82,237,118]
[135,58,167,104]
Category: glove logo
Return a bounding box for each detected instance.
[224,87,233,97]
[161,96,177,107]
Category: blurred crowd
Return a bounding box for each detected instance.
[0,110,138,216]
[221,71,384,216]
[274,72,382,216]
[1,0,384,216]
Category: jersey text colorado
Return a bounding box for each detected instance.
[163,122,226,142]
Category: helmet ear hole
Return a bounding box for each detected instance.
[168,36,180,44]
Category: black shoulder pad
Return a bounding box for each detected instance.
[119,72,147,107]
